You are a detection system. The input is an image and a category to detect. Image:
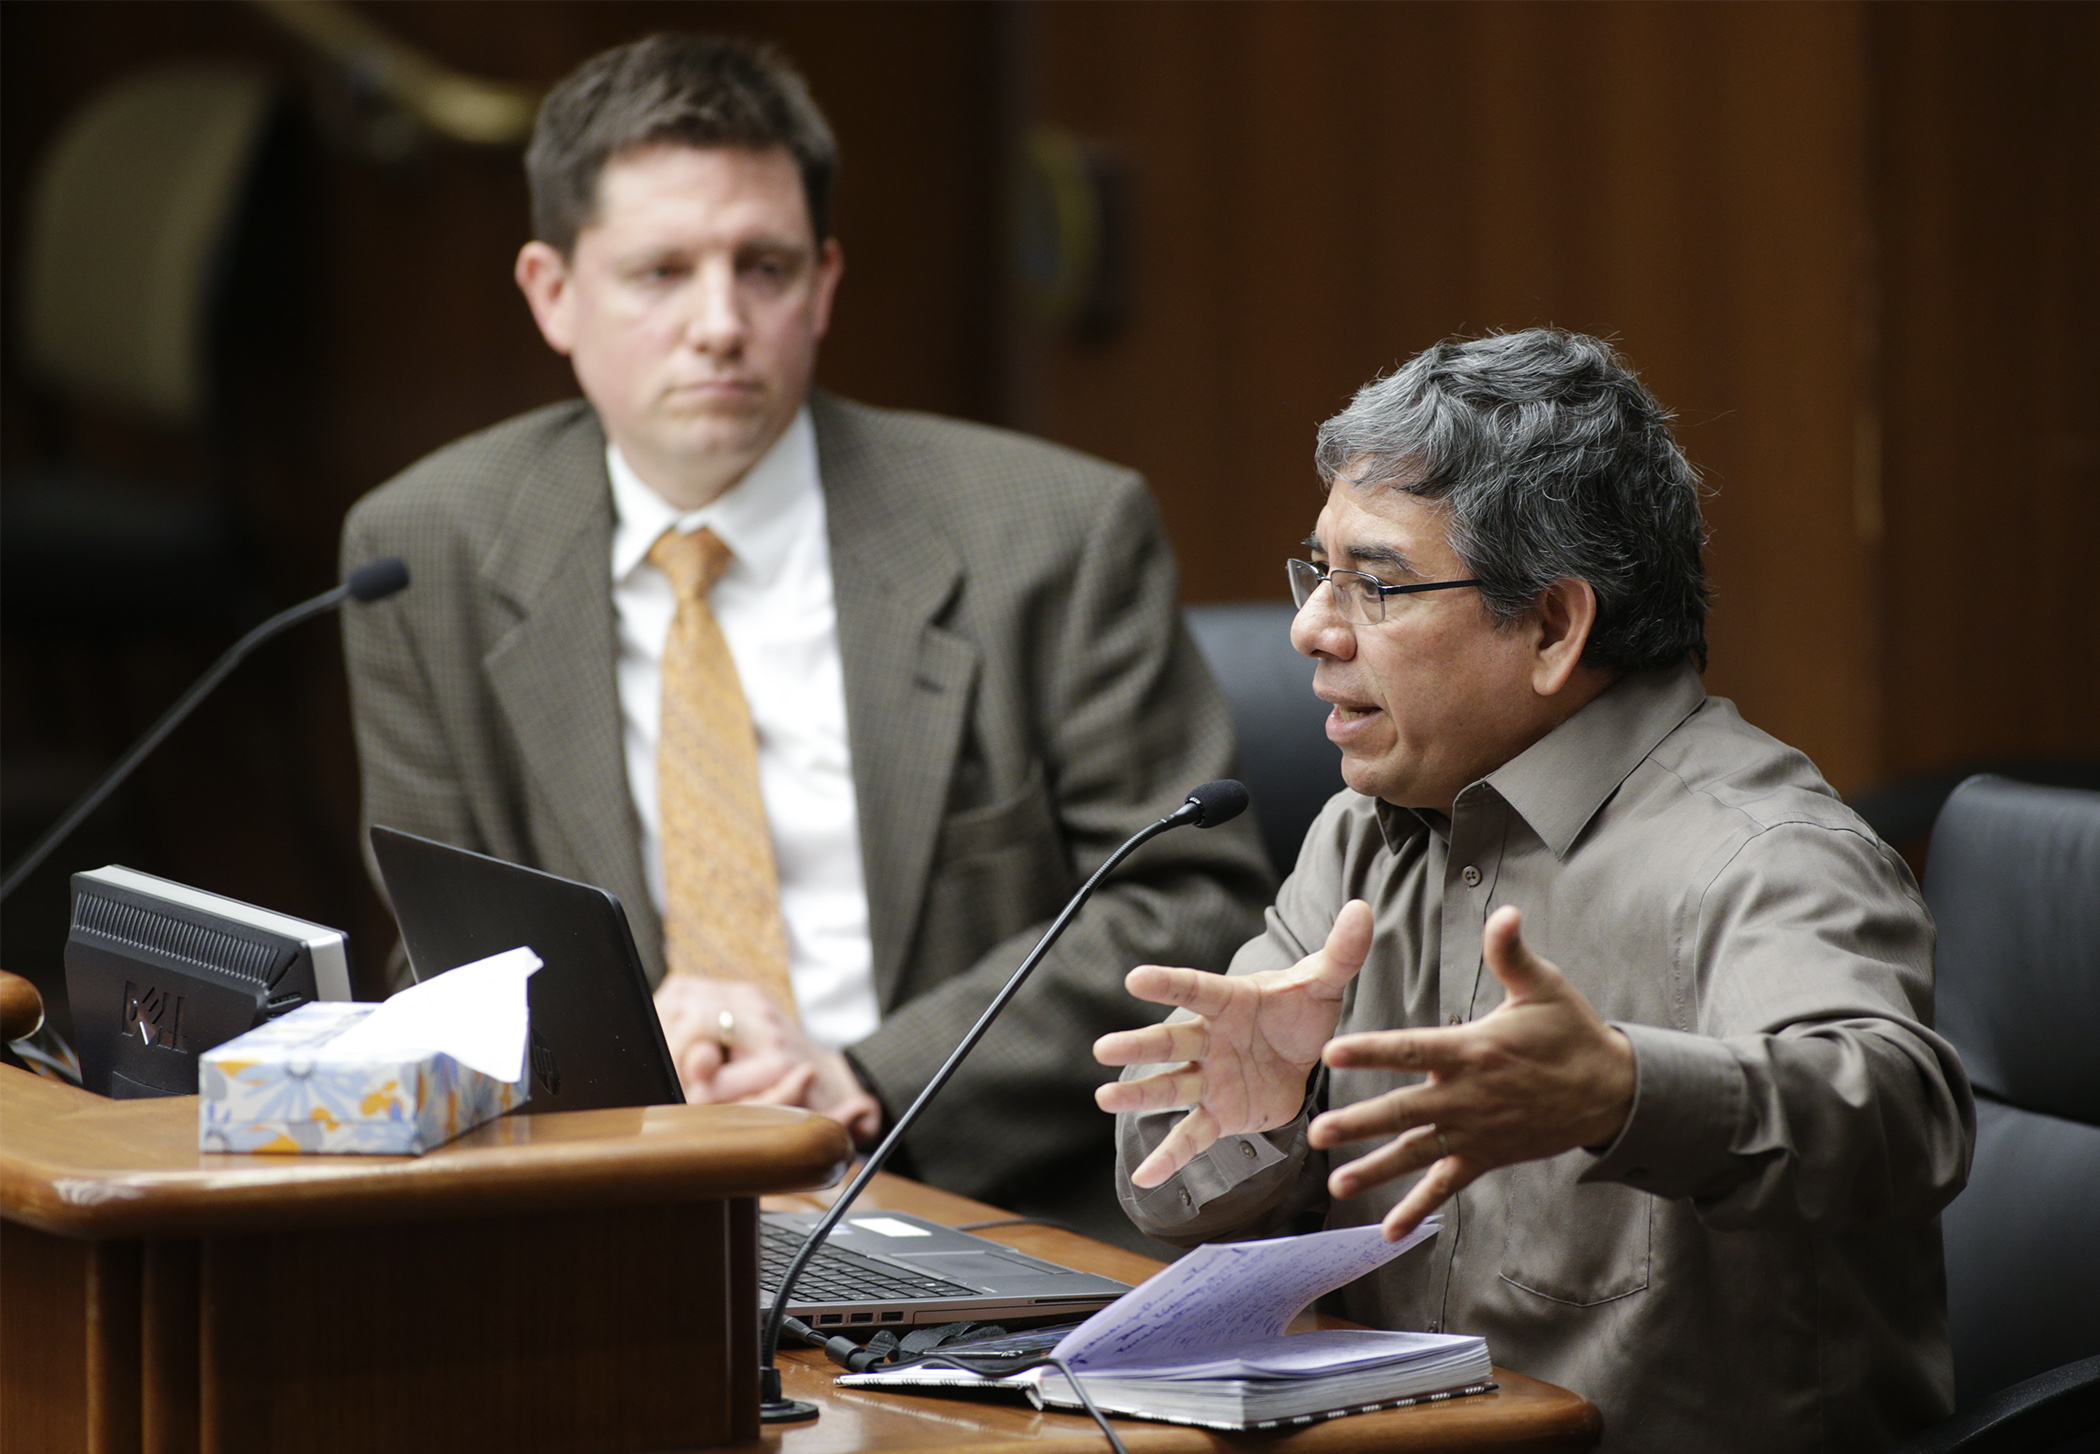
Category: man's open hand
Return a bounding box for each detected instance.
[1093,900,1374,1188]
[1311,905,1634,1240]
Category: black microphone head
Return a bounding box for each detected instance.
[1184,779,1250,829]
[346,557,410,603]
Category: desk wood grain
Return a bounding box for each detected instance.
[0,1067,851,1238]
[752,1176,1603,1454]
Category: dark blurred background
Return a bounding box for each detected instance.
[4,1,2095,1031]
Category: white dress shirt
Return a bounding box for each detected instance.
[608,410,879,1052]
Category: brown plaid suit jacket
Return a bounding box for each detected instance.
[339,391,1273,1240]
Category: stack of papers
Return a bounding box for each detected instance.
[839,1220,1491,1431]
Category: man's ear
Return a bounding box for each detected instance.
[515,241,577,356]
[809,236,844,341]
[1531,576,1599,696]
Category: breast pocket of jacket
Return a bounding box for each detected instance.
[1493,1155,1652,1307]
[920,763,1069,961]
[935,761,1062,864]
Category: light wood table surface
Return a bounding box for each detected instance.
[749,1174,1603,1454]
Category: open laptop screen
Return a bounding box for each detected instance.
[369,826,681,1113]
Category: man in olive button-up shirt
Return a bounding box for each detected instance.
[1098,331,1974,1453]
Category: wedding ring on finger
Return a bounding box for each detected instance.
[717,1008,737,1051]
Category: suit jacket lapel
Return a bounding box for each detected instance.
[814,395,976,1006]
[479,410,662,976]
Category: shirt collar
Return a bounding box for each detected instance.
[1367,661,1707,859]
[1481,661,1709,859]
[608,407,820,588]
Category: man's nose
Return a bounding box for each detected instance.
[1290,585,1354,660]
[684,261,747,353]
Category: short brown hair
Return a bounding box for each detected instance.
[525,34,837,254]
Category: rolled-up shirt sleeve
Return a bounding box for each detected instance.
[1582,820,1975,1229]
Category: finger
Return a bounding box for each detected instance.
[1093,1063,1203,1115]
[1308,1083,1447,1149]
[1381,1156,1482,1241]
[1310,899,1375,988]
[1093,1018,1210,1069]
[718,988,799,1054]
[1322,1026,1466,1075]
[677,1038,725,1093]
[1129,1103,1222,1189]
[1123,963,1244,1020]
[713,1052,801,1101]
[845,1094,884,1146]
[740,1064,819,1108]
[1481,905,1565,1003]
[1325,1123,1444,1198]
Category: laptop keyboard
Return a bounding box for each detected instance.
[761,1220,981,1305]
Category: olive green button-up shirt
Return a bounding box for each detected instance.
[1115,663,1974,1453]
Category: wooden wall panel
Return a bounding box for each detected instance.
[1026,1,1881,788]
[1873,3,2100,777]
[0,2,1006,1001]
[1,0,2091,997]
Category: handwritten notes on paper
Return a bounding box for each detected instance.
[1051,1218,1441,1371]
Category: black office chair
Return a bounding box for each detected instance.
[1184,602,1343,878]
[1893,776,2100,1454]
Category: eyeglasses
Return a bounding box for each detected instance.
[1287,558,1481,624]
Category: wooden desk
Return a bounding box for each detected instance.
[2,1067,1600,1454]
[0,1067,850,1454]
[753,1177,1603,1454]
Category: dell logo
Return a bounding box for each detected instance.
[530,1028,561,1096]
[122,980,187,1052]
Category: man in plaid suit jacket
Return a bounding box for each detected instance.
[339,36,1269,1243]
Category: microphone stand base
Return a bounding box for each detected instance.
[759,1366,820,1423]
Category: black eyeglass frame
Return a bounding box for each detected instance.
[1286,558,1482,624]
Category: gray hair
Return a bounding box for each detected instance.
[526,34,837,255]
[1314,329,1710,673]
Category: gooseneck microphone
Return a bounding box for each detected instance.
[759,779,1251,1422]
[0,559,412,902]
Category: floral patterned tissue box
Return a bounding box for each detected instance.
[199,1001,530,1155]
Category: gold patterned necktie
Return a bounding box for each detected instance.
[648,526,798,1022]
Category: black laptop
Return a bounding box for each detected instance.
[368,826,1129,1326]
[370,825,682,1113]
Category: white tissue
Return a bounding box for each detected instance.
[327,946,541,1083]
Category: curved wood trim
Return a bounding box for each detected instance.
[0,1067,850,1239]
[0,971,45,1042]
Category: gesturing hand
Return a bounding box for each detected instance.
[1311,905,1634,1240]
[1093,900,1374,1189]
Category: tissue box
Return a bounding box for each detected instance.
[199,1002,530,1155]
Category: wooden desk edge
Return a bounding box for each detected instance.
[0,1067,852,1238]
[760,1362,1603,1454]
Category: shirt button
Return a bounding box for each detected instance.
[1448,1014,1464,1026]
[1425,1320,1440,1333]
[1179,1189,1193,1208]
[1239,1140,1257,1160]
[1461,865,1482,888]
